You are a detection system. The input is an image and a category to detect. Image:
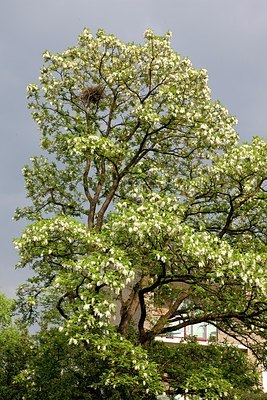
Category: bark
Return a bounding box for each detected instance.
[118,276,149,336]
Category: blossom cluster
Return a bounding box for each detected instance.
[106,192,267,293]
[27,28,238,166]
[14,216,134,330]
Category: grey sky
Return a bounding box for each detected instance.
[1,0,267,297]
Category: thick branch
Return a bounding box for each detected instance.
[118,277,148,336]
[56,293,70,320]
[140,291,190,345]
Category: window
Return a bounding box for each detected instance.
[188,323,217,341]
[166,322,217,342]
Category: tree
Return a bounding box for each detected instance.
[148,339,264,399]
[9,329,266,400]
[14,28,267,392]
[15,327,158,400]
[0,293,31,400]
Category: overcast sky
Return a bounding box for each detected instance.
[1,0,267,297]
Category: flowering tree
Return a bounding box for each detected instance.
[14,28,267,392]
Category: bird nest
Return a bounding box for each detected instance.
[78,85,105,105]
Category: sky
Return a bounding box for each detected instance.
[1,0,267,297]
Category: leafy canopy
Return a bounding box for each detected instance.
[14,28,267,394]
[149,339,263,400]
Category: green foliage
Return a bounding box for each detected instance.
[0,293,31,400]
[14,27,267,395]
[148,340,263,399]
[13,328,159,400]
[0,292,14,327]
[236,392,267,400]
